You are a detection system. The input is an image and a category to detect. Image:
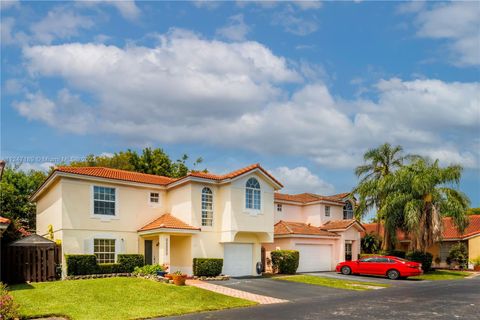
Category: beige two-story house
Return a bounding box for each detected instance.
[31,164,283,277]
[264,193,364,272]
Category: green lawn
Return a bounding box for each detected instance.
[274,275,390,291]
[9,277,256,320]
[409,270,472,281]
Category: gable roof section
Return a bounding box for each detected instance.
[274,192,348,205]
[274,220,339,237]
[361,215,480,241]
[31,163,282,201]
[138,213,200,232]
[322,219,365,232]
[179,163,283,188]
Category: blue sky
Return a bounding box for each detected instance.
[1,0,479,208]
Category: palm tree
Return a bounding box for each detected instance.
[354,143,409,250]
[381,158,470,252]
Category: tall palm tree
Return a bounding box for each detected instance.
[381,158,470,252]
[354,143,408,250]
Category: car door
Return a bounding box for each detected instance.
[375,257,393,275]
[357,257,375,274]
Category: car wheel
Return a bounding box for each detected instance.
[387,269,400,280]
[341,266,352,275]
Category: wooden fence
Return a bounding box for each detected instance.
[2,245,61,283]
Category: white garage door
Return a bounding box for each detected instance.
[296,244,332,272]
[223,243,253,277]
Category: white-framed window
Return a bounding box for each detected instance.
[201,187,213,227]
[276,204,282,212]
[343,202,354,220]
[345,242,353,261]
[93,186,116,216]
[149,192,160,204]
[246,177,261,210]
[94,238,116,263]
[325,205,330,217]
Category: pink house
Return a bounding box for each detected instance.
[263,192,364,272]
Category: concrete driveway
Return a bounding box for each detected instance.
[159,276,480,320]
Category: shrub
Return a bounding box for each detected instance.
[0,283,19,320]
[359,253,377,259]
[447,242,468,269]
[132,264,165,276]
[380,250,406,258]
[270,250,299,274]
[117,254,144,272]
[193,258,223,277]
[97,263,123,274]
[406,251,433,272]
[470,256,480,267]
[66,255,97,276]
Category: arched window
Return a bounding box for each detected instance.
[201,187,213,226]
[245,177,261,210]
[343,202,354,220]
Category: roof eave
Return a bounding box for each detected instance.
[137,228,201,236]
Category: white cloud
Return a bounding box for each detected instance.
[270,166,335,195]
[216,14,250,41]
[31,6,94,44]
[19,162,55,172]
[17,30,480,169]
[272,7,319,36]
[404,2,480,66]
[13,89,94,134]
[108,0,140,21]
[193,0,222,10]
[0,0,20,10]
[293,1,322,11]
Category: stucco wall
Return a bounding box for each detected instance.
[469,236,480,267]
[274,201,345,226]
[36,180,62,238]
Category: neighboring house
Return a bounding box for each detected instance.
[263,193,364,272]
[362,214,480,269]
[31,164,283,277]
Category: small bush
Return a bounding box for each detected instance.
[470,256,480,267]
[359,253,377,259]
[117,254,144,272]
[0,283,19,320]
[361,233,381,254]
[380,250,406,258]
[406,251,433,272]
[66,255,97,276]
[447,242,468,269]
[132,264,165,276]
[271,250,299,274]
[193,258,223,277]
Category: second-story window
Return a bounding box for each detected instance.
[246,177,261,210]
[93,186,116,216]
[325,206,330,217]
[150,192,160,204]
[276,204,282,212]
[343,202,354,220]
[201,187,213,226]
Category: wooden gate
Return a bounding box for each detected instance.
[2,245,61,283]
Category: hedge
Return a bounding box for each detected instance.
[193,258,223,277]
[271,250,299,275]
[117,254,145,272]
[66,254,145,276]
[406,251,433,272]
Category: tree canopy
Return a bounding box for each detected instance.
[68,148,205,178]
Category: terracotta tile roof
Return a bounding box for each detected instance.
[274,192,346,205]
[186,163,283,187]
[322,219,364,231]
[0,216,10,224]
[443,215,480,239]
[138,213,200,232]
[274,220,339,237]
[56,166,176,185]
[361,215,480,241]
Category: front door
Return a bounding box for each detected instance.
[145,240,153,265]
[345,242,352,261]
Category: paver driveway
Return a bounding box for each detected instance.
[158,276,480,320]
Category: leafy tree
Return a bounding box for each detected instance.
[381,158,470,252]
[466,208,480,215]
[0,166,47,231]
[69,148,205,178]
[354,143,410,250]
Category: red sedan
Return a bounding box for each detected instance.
[336,256,422,280]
